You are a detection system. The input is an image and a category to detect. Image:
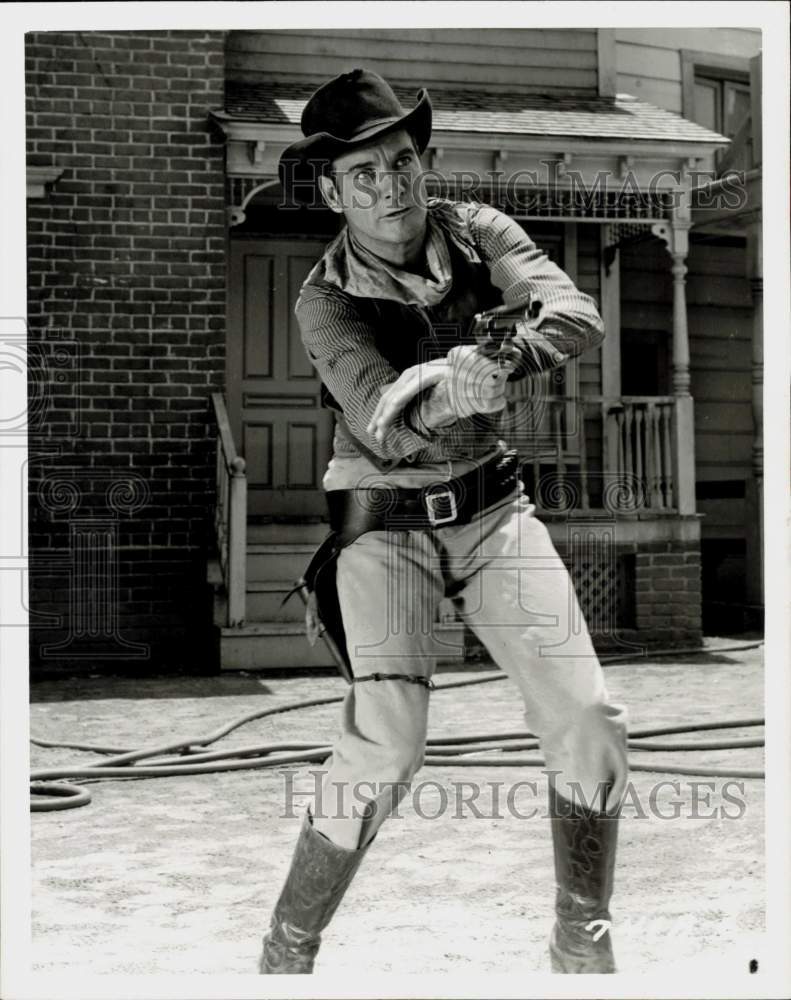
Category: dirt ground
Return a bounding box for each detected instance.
[28,637,765,980]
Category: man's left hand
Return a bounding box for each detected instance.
[367,347,513,445]
[366,358,450,445]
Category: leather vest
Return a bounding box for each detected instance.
[322,237,503,414]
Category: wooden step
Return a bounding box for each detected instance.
[215,559,462,628]
[214,521,468,670]
[246,543,318,583]
[219,622,339,670]
[215,583,306,626]
[218,622,467,671]
[242,581,461,627]
[247,522,329,545]
[246,580,306,622]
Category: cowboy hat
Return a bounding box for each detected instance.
[278,68,432,204]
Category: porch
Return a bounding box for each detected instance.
[206,82,727,670]
[209,387,702,670]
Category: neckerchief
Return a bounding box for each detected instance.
[320,200,482,308]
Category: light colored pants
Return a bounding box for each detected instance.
[313,470,628,850]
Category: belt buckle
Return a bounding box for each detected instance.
[425,487,458,527]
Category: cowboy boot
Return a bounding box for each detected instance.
[548,784,619,973]
[259,810,369,974]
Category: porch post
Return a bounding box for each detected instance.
[745,221,763,606]
[599,226,622,496]
[653,196,696,516]
[670,236,691,397]
[599,225,621,398]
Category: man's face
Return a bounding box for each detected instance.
[324,128,428,254]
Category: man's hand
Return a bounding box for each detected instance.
[366,346,511,445]
[445,344,511,417]
[366,358,448,445]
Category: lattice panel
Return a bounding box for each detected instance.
[565,526,621,636]
[603,221,658,244]
[569,559,619,635]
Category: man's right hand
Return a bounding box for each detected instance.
[366,345,511,444]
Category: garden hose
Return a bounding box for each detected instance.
[30,641,765,811]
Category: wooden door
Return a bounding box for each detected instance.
[227,238,333,517]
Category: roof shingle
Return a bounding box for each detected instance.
[222,80,729,145]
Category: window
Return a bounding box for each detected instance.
[694,76,750,139]
[681,49,754,173]
[694,74,751,171]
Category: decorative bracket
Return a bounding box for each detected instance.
[650,221,671,247]
[556,152,573,178]
[493,148,508,175]
[682,156,699,179]
[225,175,277,228]
[227,206,247,227]
[602,221,656,275]
[619,155,634,180]
[247,140,266,167]
[651,220,690,257]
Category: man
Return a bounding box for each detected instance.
[259,68,628,975]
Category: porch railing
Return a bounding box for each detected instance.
[210,393,247,626]
[503,392,680,514]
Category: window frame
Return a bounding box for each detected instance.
[680,49,751,131]
[681,50,751,173]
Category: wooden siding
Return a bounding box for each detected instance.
[576,224,604,477]
[520,220,602,398]
[614,28,762,113]
[620,237,753,539]
[226,29,599,93]
[577,224,602,397]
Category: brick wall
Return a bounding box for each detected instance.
[462,534,702,664]
[25,30,228,674]
[565,539,702,653]
[549,518,703,652]
[634,543,703,646]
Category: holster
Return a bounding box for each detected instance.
[288,448,521,683]
[291,532,354,683]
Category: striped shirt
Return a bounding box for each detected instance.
[295,200,604,468]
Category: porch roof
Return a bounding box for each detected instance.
[220,80,729,146]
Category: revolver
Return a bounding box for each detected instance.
[471,293,542,378]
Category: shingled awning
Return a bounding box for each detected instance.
[220,80,729,146]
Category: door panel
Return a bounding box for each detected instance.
[228,238,332,517]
